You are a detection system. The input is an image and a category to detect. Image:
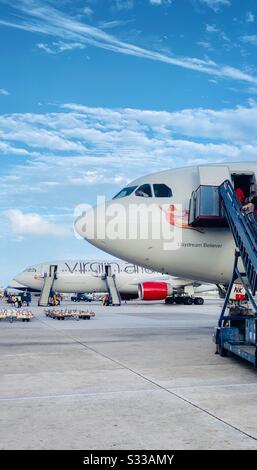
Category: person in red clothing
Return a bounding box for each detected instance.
[235,186,245,204]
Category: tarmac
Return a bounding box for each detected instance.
[1,298,257,450]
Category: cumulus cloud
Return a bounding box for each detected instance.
[1,102,257,197]
[0,0,255,85]
[2,102,257,225]
[4,209,70,236]
[2,103,257,170]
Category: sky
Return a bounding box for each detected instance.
[1,0,257,283]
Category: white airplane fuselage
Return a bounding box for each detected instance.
[15,260,197,298]
[75,163,257,284]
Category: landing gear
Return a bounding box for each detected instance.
[184,296,193,305]
[165,295,204,305]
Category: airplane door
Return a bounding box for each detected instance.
[198,166,231,186]
[49,265,58,277]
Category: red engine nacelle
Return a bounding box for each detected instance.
[138,282,172,301]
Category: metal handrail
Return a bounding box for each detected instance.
[220,180,257,295]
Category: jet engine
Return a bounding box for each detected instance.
[138,282,173,301]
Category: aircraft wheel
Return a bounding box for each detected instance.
[165,297,175,305]
[184,297,193,305]
[194,297,204,305]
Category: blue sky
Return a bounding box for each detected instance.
[1,0,257,283]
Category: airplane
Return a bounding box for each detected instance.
[75,163,257,285]
[6,280,40,294]
[14,259,216,305]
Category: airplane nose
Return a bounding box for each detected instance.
[13,273,26,286]
[14,273,25,285]
[75,200,130,253]
[75,204,108,247]
[75,207,98,241]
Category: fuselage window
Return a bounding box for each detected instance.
[112,186,138,199]
[153,184,172,198]
[135,184,152,198]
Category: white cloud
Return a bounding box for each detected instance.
[149,0,173,5]
[2,102,257,225]
[199,0,231,12]
[98,20,129,29]
[206,24,219,33]
[83,6,94,16]
[0,141,31,155]
[0,0,256,85]
[0,113,86,153]
[4,209,70,236]
[240,35,257,46]
[246,11,255,23]
[60,102,257,143]
[2,103,257,170]
[197,41,213,51]
[113,0,134,10]
[37,41,85,54]
[1,103,257,190]
[0,88,10,96]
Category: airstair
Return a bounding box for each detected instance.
[189,176,257,367]
[38,265,58,307]
[216,180,257,367]
[103,265,121,306]
[220,180,257,297]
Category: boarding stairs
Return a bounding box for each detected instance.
[103,265,121,306]
[38,265,57,307]
[214,181,257,367]
[219,180,257,297]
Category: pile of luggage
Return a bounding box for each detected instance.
[44,308,95,320]
[0,309,33,322]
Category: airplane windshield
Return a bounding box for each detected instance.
[135,184,152,198]
[25,268,36,273]
[153,184,172,197]
[113,186,138,199]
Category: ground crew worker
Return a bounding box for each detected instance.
[102,294,110,306]
[17,294,22,308]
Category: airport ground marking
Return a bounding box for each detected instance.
[18,310,257,444]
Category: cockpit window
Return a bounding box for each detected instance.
[25,268,36,273]
[135,184,152,198]
[153,184,172,198]
[113,186,138,199]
